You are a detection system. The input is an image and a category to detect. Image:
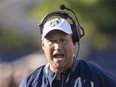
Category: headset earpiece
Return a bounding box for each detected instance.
[70,24,80,43]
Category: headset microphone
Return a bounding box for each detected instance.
[60,4,85,38]
[60,4,72,11]
[60,4,65,10]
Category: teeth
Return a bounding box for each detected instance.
[54,54,64,58]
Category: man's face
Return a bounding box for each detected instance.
[42,30,74,72]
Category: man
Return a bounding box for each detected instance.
[19,18,116,87]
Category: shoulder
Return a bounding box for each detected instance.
[88,62,116,79]
[80,60,115,78]
[85,60,116,86]
[19,65,45,87]
[27,65,45,80]
[77,59,115,78]
[75,59,116,80]
[77,59,116,86]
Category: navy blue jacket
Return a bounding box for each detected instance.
[19,59,116,87]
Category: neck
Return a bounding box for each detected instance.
[49,64,73,80]
[55,73,61,80]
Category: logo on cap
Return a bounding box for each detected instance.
[50,19,61,27]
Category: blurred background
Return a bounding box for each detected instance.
[0,0,116,87]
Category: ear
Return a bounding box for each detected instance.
[41,39,44,50]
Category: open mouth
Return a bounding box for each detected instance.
[54,53,64,58]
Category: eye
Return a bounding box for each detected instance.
[49,40,56,43]
[60,39,68,45]
[61,39,66,42]
[47,39,56,45]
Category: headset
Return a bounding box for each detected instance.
[38,4,85,44]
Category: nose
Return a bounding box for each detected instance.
[54,42,62,50]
